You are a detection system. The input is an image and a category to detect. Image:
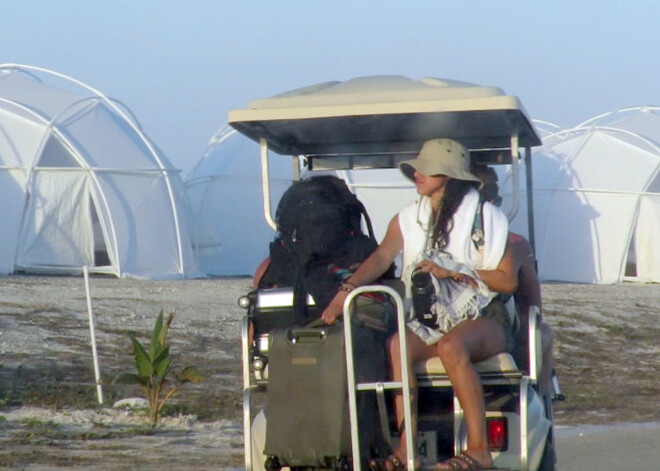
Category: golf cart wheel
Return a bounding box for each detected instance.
[537,431,557,471]
[265,456,282,471]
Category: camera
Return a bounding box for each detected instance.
[411,267,436,327]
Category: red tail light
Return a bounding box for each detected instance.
[487,417,508,451]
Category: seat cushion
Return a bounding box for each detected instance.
[415,353,519,376]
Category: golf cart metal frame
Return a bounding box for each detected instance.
[230,76,552,471]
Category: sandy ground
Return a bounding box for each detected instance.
[1,275,659,470]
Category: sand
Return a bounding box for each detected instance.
[1,275,659,470]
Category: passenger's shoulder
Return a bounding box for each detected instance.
[508,231,530,246]
[508,232,533,254]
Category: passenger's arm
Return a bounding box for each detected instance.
[252,257,271,289]
[320,216,403,324]
[514,239,542,321]
[476,244,518,294]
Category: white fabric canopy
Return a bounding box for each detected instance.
[336,168,417,242]
[185,126,293,276]
[504,123,660,283]
[189,118,660,284]
[0,64,198,278]
[185,127,421,277]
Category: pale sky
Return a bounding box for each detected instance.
[2,0,658,174]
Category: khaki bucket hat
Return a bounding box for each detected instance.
[399,138,482,185]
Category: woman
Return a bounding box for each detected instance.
[321,138,517,471]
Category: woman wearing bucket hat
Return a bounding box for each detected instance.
[321,138,516,471]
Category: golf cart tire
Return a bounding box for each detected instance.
[537,432,557,471]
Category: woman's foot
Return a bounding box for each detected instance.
[435,451,495,470]
[369,452,422,471]
[368,453,406,471]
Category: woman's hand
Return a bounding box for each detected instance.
[320,289,349,325]
[416,259,477,286]
[320,214,404,325]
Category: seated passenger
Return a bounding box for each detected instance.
[470,164,555,397]
[322,139,517,471]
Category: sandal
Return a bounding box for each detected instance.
[435,451,497,470]
[368,453,406,471]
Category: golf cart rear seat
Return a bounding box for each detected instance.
[415,305,542,384]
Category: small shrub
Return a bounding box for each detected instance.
[114,310,205,426]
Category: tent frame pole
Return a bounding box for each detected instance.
[83,266,103,404]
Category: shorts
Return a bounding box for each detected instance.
[481,298,517,353]
[408,298,516,351]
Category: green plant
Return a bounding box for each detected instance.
[115,310,205,426]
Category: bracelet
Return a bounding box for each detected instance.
[339,282,355,293]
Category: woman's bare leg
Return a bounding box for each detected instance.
[435,318,506,469]
[388,329,436,466]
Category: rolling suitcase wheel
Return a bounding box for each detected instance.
[265,456,282,471]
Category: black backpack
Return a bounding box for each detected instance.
[259,175,395,322]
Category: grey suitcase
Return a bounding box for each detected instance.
[265,323,387,468]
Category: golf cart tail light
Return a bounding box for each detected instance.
[487,417,508,451]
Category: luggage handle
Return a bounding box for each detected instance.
[287,323,328,343]
[305,318,327,329]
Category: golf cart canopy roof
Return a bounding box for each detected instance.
[228,75,541,168]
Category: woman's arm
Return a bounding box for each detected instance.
[417,244,517,294]
[320,216,403,324]
[476,244,518,294]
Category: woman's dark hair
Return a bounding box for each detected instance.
[430,179,480,250]
[471,163,500,204]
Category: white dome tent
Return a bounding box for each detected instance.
[185,127,420,277]
[576,106,660,143]
[531,119,563,139]
[185,126,293,275]
[336,168,416,241]
[0,64,197,279]
[503,123,660,283]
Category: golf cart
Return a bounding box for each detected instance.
[231,76,556,471]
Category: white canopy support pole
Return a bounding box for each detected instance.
[260,138,277,231]
[83,266,103,404]
[507,134,520,221]
[292,155,301,182]
[524,146,537,255]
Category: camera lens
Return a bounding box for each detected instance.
[411,267,432,288]
[411,267,436,327]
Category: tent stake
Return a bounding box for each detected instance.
[83,266,104,404]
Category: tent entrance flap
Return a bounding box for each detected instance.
[90,198,111,267]
[16,171,95,271]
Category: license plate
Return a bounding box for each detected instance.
[417,430,437,465]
